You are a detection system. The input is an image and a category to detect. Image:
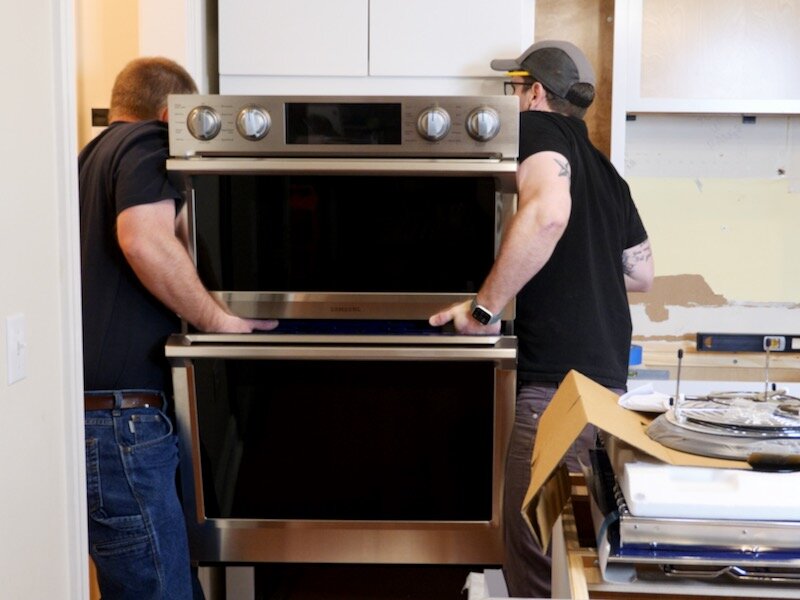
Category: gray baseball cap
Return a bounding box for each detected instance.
[491,40,596,107]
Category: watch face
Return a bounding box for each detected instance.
[472,306,491,325]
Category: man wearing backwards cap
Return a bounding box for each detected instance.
[430,41,654,597]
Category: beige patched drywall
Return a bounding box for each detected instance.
[628,177,800,338]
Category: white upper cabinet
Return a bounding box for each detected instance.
[620,0,800,114]
[218,0,534,93]
[611,0,800,170]
[219,0,369,76]
[369,0,533,77]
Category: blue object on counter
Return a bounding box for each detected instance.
[629,344,643,366]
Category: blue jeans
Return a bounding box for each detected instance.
[85,390,197,599]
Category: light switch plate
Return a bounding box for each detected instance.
[6,313,26,384]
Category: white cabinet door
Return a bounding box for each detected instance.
[219,0,368,76]
[369,0,534,77]
[619,0,800,114]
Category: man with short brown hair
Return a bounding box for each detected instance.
[79,57,276,599]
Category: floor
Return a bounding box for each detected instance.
[251,564,489,600]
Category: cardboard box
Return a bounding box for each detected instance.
[521,370,749,552]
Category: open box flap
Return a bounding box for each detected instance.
[521,370,748,552]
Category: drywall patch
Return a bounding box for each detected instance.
[630,274,727,322]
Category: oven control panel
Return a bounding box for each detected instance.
[168,95,518,159]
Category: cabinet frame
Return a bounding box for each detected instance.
[611,0,800,171]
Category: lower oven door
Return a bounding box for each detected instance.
[167,333,516,565]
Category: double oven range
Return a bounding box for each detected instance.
[166,95,519,565]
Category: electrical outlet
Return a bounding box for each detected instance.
[6,313,27,384]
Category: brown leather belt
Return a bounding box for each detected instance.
[84,392,164,411]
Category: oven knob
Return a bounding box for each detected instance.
[416,107,451,142]
[236,105,271,141]
[466,107,501,142]
[186,106,221,141]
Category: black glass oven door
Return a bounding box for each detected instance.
[191,174,500,294]
[193,357,493,521]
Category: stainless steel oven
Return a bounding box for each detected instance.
[166,95,519,565]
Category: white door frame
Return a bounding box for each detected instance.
[55,0,89,596]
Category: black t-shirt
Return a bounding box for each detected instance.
[79,121,183,392]
[515,111,647,389]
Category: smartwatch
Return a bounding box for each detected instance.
[471,298,501,325]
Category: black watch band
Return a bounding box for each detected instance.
[470,299,501,325]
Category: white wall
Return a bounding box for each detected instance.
[76,0,206,148]
[0,1,87,598]
[75,0,139,148]
[139,0,212,92]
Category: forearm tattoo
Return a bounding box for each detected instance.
[622,240,652,276]
[554,157,571,179]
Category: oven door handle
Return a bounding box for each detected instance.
[167,157,516,185]
[166,337,517,368]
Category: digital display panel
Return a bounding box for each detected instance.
[286,102,402,145]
